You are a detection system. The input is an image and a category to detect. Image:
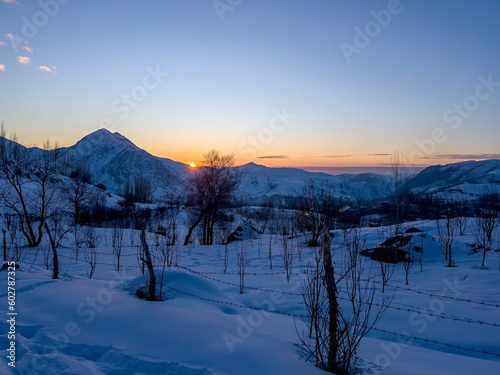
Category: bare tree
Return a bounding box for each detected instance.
[112,225,124,271]
[223,244,229,274]
[268,234,273,269]
[376,228,395,293]
[280,232,293,283]
[43,223,59,279]
[300,232,389,374]
[388,150,413,262]
[237,245,246,294]
[475,189,499,249]
[455,197,470,236]
[164,199,181,246]
[134,177,152,204]
[63,156,92,225]
[84,226,100,249]
[83,247,98,279]
[12,239,26,264]
[436,215,458,267]
[295,182,341,247]
[343,228,365,313]
[2,228,6,261]
[46,212,71,249]
[402,238,414,285]
[138,228,156,301]
[413,235,424,272]
[378,259,394,294]
[302,249,324,339]
[184,150,240,246]
[0,125,61,247]
[472,216,496,268]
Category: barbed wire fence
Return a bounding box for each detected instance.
[26,242,500,360]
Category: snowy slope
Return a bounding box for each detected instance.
[406,160,500,198]
[1,221,499,374]
[61,129,189,200]
[236,163,391,202]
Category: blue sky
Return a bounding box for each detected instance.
[0,0,499,173]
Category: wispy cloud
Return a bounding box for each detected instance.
[3,0,20,5]
[18,56,30,65]
[421,154,500,160]
[367,153,391,157]
[257,155,289,159]
[322,155,352,158]
[0,41,6,46]
[5,33,18,41]
[37,65,56,74]
[300,154,353,159]
[0,64,6,71]
[20,46,34,53]
[6,33,27,45]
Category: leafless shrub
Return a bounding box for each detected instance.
[413,235,424,272]
[237,245,246,294]
[223,244,229,274]
[280,231,293,282]
[12,239,26,264]
[43,243,52,270]
[436,215,458,267]
[112,225,124,271]
[268,234,273,269]
[130,229,136,247]
[456,216,469,236]
[2,228,7,262]
[302,248,324,339]
[473,217,495,268]
[85,226,100,249]
[83,247,98,279]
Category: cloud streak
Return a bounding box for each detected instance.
[0,41,6,46]
[37,65,56,74]
[421,154,500,160]
[257,155,289,159]
[3,0,20,4]
[21,46,34,53]
[0,64,5,71]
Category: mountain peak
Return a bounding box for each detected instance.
[77,128,134,147]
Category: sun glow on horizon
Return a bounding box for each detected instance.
[189,162,196,168]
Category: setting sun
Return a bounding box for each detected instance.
[189,162,196,168]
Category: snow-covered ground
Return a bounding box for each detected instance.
[1,220,500,374]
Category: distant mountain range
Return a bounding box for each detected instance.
[4,129,500,203]
[61,129,394,202]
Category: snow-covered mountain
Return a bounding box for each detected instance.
[61,129,190,200]
[236,163,391,202]
[405,160,500,198]
[3,129,499,203]
[60,129,393,202]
